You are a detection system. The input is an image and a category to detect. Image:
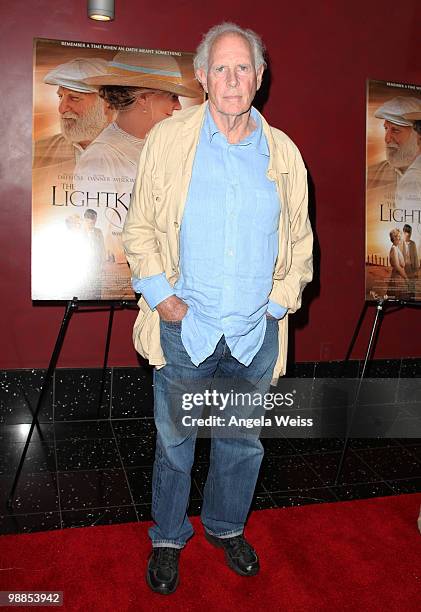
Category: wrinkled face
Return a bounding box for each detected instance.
[384,120,418,168]
[197,33,263,118]
[146,91,182,125]
[58,86,109,144]
[58,87,98,117]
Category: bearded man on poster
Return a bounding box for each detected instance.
[367,97,421,208]
[34,58,113,170]
[123,22,313,595]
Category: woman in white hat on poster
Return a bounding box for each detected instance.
[74,50,202,268]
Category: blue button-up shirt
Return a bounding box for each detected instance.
[133,106,287,366]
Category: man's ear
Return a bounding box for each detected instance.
[256,65,264,91]
[102,99,115,120]
[196,68,208,94]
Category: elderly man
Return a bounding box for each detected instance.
[34,58,113,170]
[123,22,312,594]
[367,97,421,207]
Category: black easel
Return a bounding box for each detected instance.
[335,297,421,485]
[7,297,137,509]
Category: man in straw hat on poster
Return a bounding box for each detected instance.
[34,58,114,170]
[75,50,201,191]
[123,23,313,594]
[74,50,202,265]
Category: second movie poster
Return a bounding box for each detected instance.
[366,78,421,301]
[32,38,204,301]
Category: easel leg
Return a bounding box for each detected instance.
[7,299,78,509]
[334,300,385,485]
[345,301,369,362]
[98,304,115,416]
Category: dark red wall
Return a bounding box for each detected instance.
[1,0,420,369]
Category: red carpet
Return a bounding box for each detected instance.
[1,494,420,611]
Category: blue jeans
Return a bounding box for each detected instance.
[149,318,279,548]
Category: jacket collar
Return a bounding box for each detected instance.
[180,101,289,174]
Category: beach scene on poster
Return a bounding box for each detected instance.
[365,79,421,302]
[32,38,204,301]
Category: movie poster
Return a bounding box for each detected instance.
[32,38,204,300]
[365,79,421,301]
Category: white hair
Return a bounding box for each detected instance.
[60,95,108,144]
[193,22,266,75]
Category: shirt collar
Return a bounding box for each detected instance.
[204,105,269,156]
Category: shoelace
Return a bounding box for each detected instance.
[156,548,179,568]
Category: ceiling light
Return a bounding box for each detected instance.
[88,0,115,21]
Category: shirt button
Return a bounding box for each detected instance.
[155,196,161,202]
[174,221,179,228]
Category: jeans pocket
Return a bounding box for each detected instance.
[160,319,182,326]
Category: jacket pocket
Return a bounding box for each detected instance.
[133,297,162,363]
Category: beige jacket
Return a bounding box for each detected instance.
[122,102,313,383]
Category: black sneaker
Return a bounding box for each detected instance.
[146,547,180,594]
[205,532,260,576]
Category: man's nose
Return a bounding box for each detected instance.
[173,98,182,111]
[226,68,239,87]
[384,129,393,144]
[58,97,71,114]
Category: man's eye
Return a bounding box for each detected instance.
[238,65,250,72]
[215,66,225,73]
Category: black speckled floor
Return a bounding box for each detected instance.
[1,361,420,535]
[1,418,421,535]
